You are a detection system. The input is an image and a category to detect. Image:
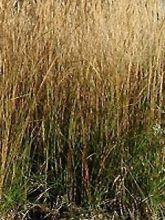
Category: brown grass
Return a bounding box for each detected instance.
[0,0,165,218]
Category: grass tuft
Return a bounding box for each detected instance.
[0,0,165,219]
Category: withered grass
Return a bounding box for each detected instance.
[0,0,165,219]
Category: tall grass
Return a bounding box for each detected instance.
[0,0,165,218]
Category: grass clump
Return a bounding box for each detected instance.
[0,0,165,219]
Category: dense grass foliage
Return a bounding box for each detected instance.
[0,0,165,219]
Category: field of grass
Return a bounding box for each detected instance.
[0,0,165,219]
